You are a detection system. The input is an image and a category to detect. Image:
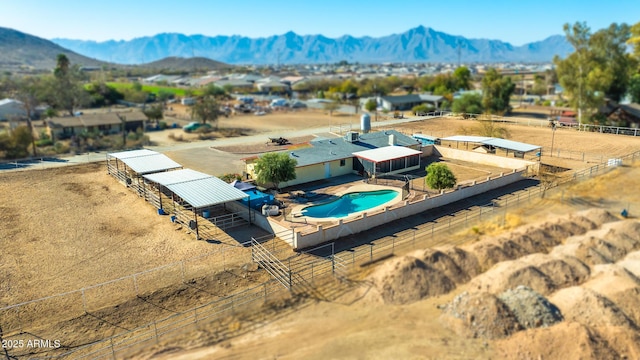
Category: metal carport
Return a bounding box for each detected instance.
[143,169,249,240]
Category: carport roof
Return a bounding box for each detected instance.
[143,169,248,209]
[482,138,541,153]
[440,136,540,153]
[108,149,182,174]
[353,146,422,163]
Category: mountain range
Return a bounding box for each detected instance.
[52,26,573,65]
[0,27,105,71]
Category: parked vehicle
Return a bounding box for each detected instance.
[290,101,307,109]
[183,121,212,132]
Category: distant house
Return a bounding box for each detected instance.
[378,94,444,111]
[244,130,421,188]
[47,111,147,139]
[256,80,289,94]
[606,103,640,128]
[0,99,28,120]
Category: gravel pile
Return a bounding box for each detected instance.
[498,285,563,329]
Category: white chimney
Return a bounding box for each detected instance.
[388,134,396,146]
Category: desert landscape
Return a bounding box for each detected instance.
[1,114,640,359]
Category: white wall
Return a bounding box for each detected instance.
[292,170,525,250]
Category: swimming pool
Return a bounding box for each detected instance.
[301,189,399,218]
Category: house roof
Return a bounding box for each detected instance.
[618,103,640,119]
[0,98,22,107]
[118,110,147,122]
[47,116,84,128]
[143,169,248,209]
[353,146,422,163]
[108,149,182,174]
[80,113,123,126]
[381,94,444,105]
[286,130,419,167]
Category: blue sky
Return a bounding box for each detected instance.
[1,0,637,45]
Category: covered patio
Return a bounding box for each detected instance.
[353,146,422,178]
[142,169,250,240]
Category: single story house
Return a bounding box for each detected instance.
[47,111,147,139]
[0,99,28,121]
[606,103,640,128]
[244,130,421,188]
[378,94,444,111]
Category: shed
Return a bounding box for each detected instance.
[143,169,249,239]
[353,146,422,177]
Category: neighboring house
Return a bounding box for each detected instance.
[244,130,421,188]
[0,98,27,120]
[256,80,289,93]
[606,103,640,128]
[214,79,256,92]
[47,111,147,139]
[378,94,444,111]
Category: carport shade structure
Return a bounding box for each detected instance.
[439,136,541,157]
[143,169,249,240]
[106,149,183,186]
[353,146,422,178]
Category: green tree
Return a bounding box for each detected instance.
[627,21,640,62]
[452,93,483,114]
[554,22,633,123]
[628,74,640,103]
[364,98,377,113]
[323,101,340,116]
[15,77,43,156]
[203,84,227,98]
[253,152,297,191]
[452,66,472,90]
[156,89,174,103]
[589,23,633,102]
[412,104,434,115]
[425,163,457,190]
[143,104,164,126]
[42,54,91,115]
[0,126,33,159]
[191,96,220,128]
[481,68,515,115]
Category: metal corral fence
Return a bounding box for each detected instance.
[0,246,252,337]
[19,281,287,360]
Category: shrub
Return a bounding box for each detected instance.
[425,163,457,190]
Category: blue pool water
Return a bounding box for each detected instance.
[301,190,399,218]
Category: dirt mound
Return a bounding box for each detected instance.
[497,286,563,329]
[519,253,591,289]
[575,208,620,226]
[440,291,520,339]
[466,240,511,272]
[582,264,640,326]
[409,248,470,284]
[463,211,614,273]
[549,287,637,329]
[494,322,622,360]
[369,256,456,304]
[443,247,481,278]
[619,250,640,278]
[468,261,555,295]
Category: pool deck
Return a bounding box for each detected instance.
[288,184,402,224]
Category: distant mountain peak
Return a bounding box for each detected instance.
[49,26,572,65]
